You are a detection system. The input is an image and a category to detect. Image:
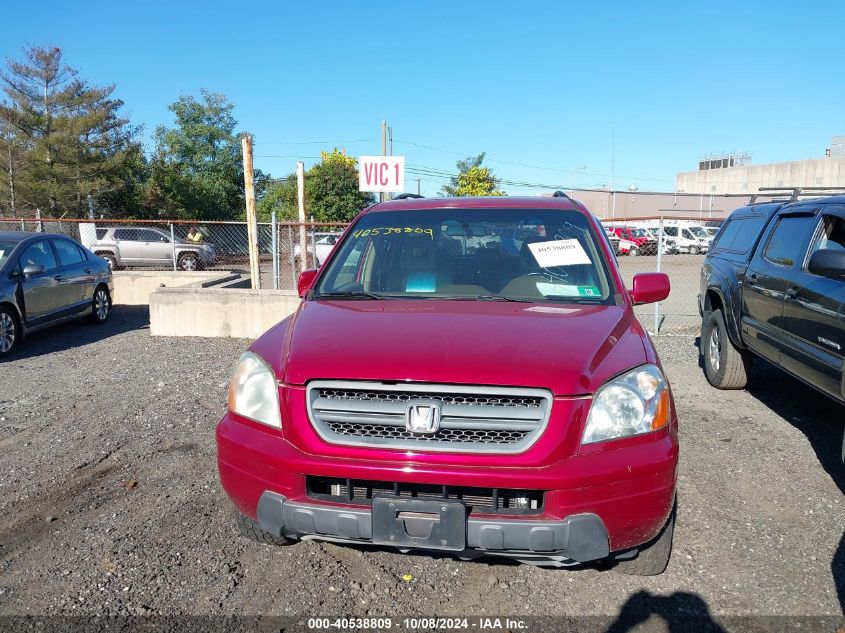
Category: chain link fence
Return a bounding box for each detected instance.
[0,217,345,291]
[601,216,722,335]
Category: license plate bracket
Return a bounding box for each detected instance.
[371,497,466,551]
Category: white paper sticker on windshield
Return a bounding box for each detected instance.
[536,283,580,296]
[536,283,602,298]
[0,251,4,259]
[528,239,591,268]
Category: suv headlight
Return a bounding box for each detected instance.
[227,352,282,429]
[582,364,670,444]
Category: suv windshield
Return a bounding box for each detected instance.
[314,208,613,303]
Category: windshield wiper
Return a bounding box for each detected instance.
[542,296,604,304]
[441,294,534,303]
[314,291,386,300]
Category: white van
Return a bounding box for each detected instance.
[662,225,709,254]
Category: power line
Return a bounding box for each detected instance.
[254,139,376,146]
[255,155,322,160]
[395,138,674,183]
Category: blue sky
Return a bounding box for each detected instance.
[3,1,844,196]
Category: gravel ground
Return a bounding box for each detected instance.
[0,308,842,630]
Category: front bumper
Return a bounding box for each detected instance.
[216,404,678,560]
[255,491,610,564]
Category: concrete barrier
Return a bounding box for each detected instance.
[149,287,301,339]
[113,271,240,305]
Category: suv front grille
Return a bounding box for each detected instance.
[306,381,552,454]
[307,476,544,515]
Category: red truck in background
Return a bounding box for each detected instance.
[612,226,658,256]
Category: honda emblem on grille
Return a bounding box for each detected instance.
[405,402,441,434]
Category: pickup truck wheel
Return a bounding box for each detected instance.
[96,252,117,270]
[0,306,19,358]
[629,246,639,257]
[614,502,675,576]
[177,252,199,271]
[235,511,291,546]
[703,309,751,389]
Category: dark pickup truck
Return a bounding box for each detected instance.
[699,194,845,404]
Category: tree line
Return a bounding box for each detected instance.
[0,46,503,223]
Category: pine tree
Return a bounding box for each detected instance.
[0,46,139,216]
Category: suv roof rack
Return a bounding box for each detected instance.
[551,190,571,199]
[750,186,845,204]
[393,193,425,200]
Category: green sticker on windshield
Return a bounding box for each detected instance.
[577,286,601,297]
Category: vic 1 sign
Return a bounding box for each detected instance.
[359,156,405,193]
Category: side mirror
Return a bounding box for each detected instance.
[22,263,45,279]
[808,248,845,280]
[631,272,670,305]
[297,269,318,298]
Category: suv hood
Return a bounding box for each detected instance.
[273,299,648,396]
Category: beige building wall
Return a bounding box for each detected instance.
[675,156,845,195]
[571,189,750,221]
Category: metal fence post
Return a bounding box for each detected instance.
[287,226,296,288]
[654,216,664,335]
[170,223,177,271]
[310,215,317,268]
[271,211,279,290]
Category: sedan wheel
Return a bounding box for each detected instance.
[91,287,111,324]
[0,309,17,356]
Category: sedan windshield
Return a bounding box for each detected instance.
[314,208,614,303]
[0,241,16,267]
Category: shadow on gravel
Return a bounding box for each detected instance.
[743,362,845,616]
[694,336,845,615]
[4,305,150,361]
[605,590,727,632]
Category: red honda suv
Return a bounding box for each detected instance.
[216,193,678,574]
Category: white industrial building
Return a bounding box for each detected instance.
[675,137,845,195]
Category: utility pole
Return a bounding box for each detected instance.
[388,126,394,200]
[241,135,261,289]
[380,120,387,203]
[297,161,307,272]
